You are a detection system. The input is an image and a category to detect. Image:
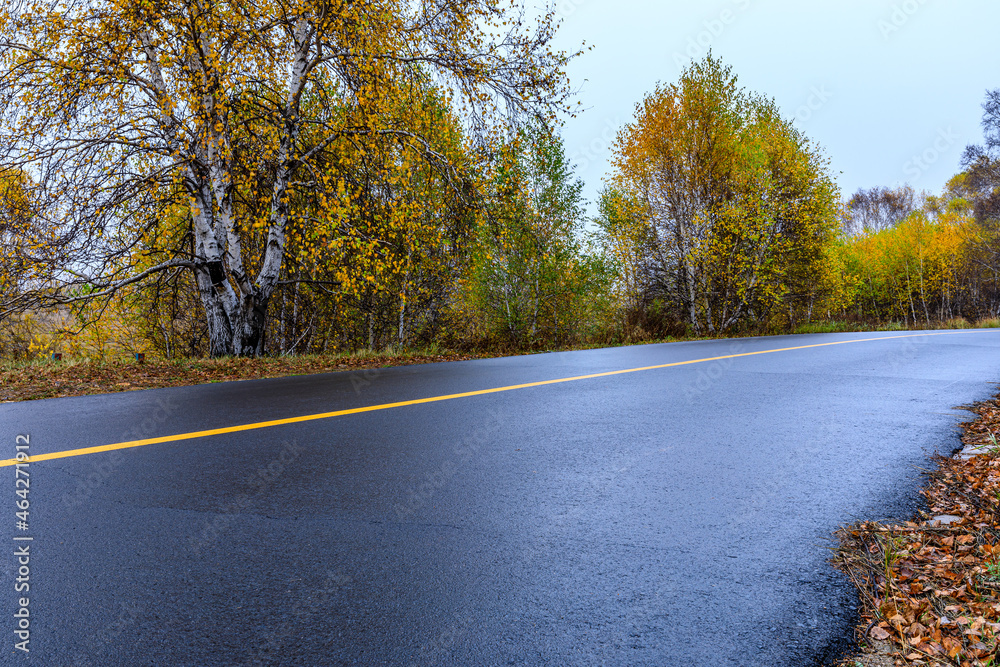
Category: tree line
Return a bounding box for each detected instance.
[595,57,1000,338]
[0,4,997,361]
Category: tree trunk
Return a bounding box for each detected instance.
[194,267,234,357]
[194,272,269,358]
[368,309,375,349]
[232,296,269,357]
[191,17,310,359]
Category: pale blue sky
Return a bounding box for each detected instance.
[548,0,1000,212]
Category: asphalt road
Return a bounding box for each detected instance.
[3,330,1000,666]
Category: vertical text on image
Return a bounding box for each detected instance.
[13,434,32,654]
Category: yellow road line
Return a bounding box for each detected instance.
[2,330,990,467]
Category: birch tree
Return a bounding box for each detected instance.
[459,123,608,346]
[606,54,840,334]
[0,0,577,356]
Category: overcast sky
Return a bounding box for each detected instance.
[546,0,1000,213]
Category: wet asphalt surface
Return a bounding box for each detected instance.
[2,330,1000,666]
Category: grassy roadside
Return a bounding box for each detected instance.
[0,348,496,402]
[0,334,735,403]
[2,318,998,403]
[793,318,1000,335]
[836,396,1000,666]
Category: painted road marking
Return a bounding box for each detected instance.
[1,330,991,467]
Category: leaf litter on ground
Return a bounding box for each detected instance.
[837,398,1000,666]
[0,351,489,402]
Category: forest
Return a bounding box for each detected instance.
[1,1,999,363]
